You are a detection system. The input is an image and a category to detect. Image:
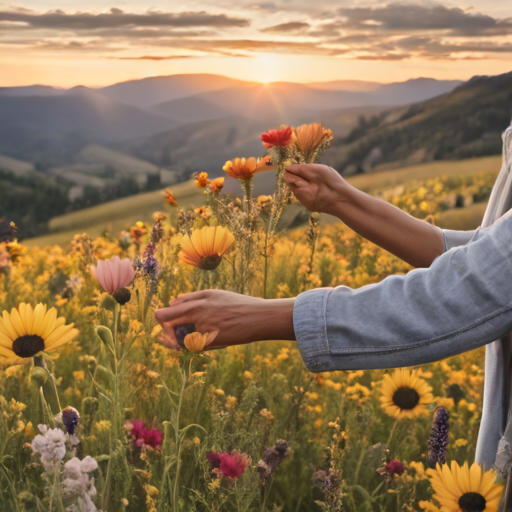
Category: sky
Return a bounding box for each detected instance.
[1,0,512,87]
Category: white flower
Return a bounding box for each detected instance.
[62,456,98,512]
[31,424,67,471]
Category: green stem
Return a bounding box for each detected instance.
[386,419,400,454]
[172,371,187,512]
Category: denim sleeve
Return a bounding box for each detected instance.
[293,214,512,372]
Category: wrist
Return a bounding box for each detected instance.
[255,298,296,341]
[322,180,354,217]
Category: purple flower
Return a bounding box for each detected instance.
[207,451,222,469]
[0,219,17,243]
[428,406,449,468]
[258,439,290,483]
[61,406,80,435]
[385,460,405,477]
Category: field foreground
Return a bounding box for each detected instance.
[0,142,505,511]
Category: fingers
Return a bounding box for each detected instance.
[168,290,209,307]
[155,300,198,325]
[285,164,316,181]
[284,172,308,189]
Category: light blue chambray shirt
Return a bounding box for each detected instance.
[293,125,512,473]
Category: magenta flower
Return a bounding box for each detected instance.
[91,256,135,295]
[385,460,405,477]
[219,451,250,479]
[126,420,162,450]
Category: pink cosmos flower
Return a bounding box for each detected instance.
[219,451,250,479]
[91,256,135,295]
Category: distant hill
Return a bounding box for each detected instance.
[97,73,249,108]
[325,72,512,174]
[0,85,63,97]
[116,105,391,176]
[150,96,238,123]
[0,90,176,165]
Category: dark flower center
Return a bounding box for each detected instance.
[112,287,131,305]
[459,492,486,511]
[12,335,45,358]
[199,255,223,271]
[392,387,420,410]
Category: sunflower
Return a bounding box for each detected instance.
[223,156,274,182]
[0,303,78,365]
[178,226,235,270]
[380,368,434,419]
[427,461,504,512]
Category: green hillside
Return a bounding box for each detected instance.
[325,72,512,173]
[24,154,502,248]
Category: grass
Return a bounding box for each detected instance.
[25,154,502,247]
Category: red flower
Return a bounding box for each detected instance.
[260,126,293,149]
[218,451,250,479]
[385,460,405,477]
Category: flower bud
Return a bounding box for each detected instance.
[82,397,99,418]
[101,294,117,311]
[112,287,131,305]
[96,325,114,348]
[30,366,48,387]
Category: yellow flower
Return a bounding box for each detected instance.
[292,123,333,160]
[243,371,254,380]
[0,303,78,365]
[73,370,85,381]
[260,408,274,420]
[380,368,434,419]
[223,156,273,182]
[178,226,235,270]
[427,462,504,512]
[184,331,219,353]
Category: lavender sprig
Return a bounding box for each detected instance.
[428,406,449,468]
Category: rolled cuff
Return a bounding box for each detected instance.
[443,228,477,250]
[293,288,335,372]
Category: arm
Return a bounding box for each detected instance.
[156,212,512,373]
[285,164,446,268]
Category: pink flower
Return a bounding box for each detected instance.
[385,460,405,477]
[126,420,163,450]
[219,451,250,479]
[91,256,135,295]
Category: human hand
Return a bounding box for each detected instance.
[155,290,296,351]
[284,164,348,214]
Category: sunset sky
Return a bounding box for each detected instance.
[1,0,512,87]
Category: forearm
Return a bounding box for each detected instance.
[325,182,445,268]
[293,217,512,372]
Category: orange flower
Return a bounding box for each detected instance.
[223,156,274,182]
[195,172,210,188]
[292,123,333,160]
[130,222,147,242]
[184,330,219,353]
[178,226,235,270]
[163,189,178,207]
[210,177,225,193]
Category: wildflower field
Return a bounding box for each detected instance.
[0,124,504,512]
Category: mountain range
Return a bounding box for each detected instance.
[0,74,462,167]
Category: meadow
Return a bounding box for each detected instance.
[0,124,505,512]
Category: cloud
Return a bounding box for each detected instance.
[336,3,512,36]
[0,8,250,30]
[260,21,310,33]
[114,54,196,60]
